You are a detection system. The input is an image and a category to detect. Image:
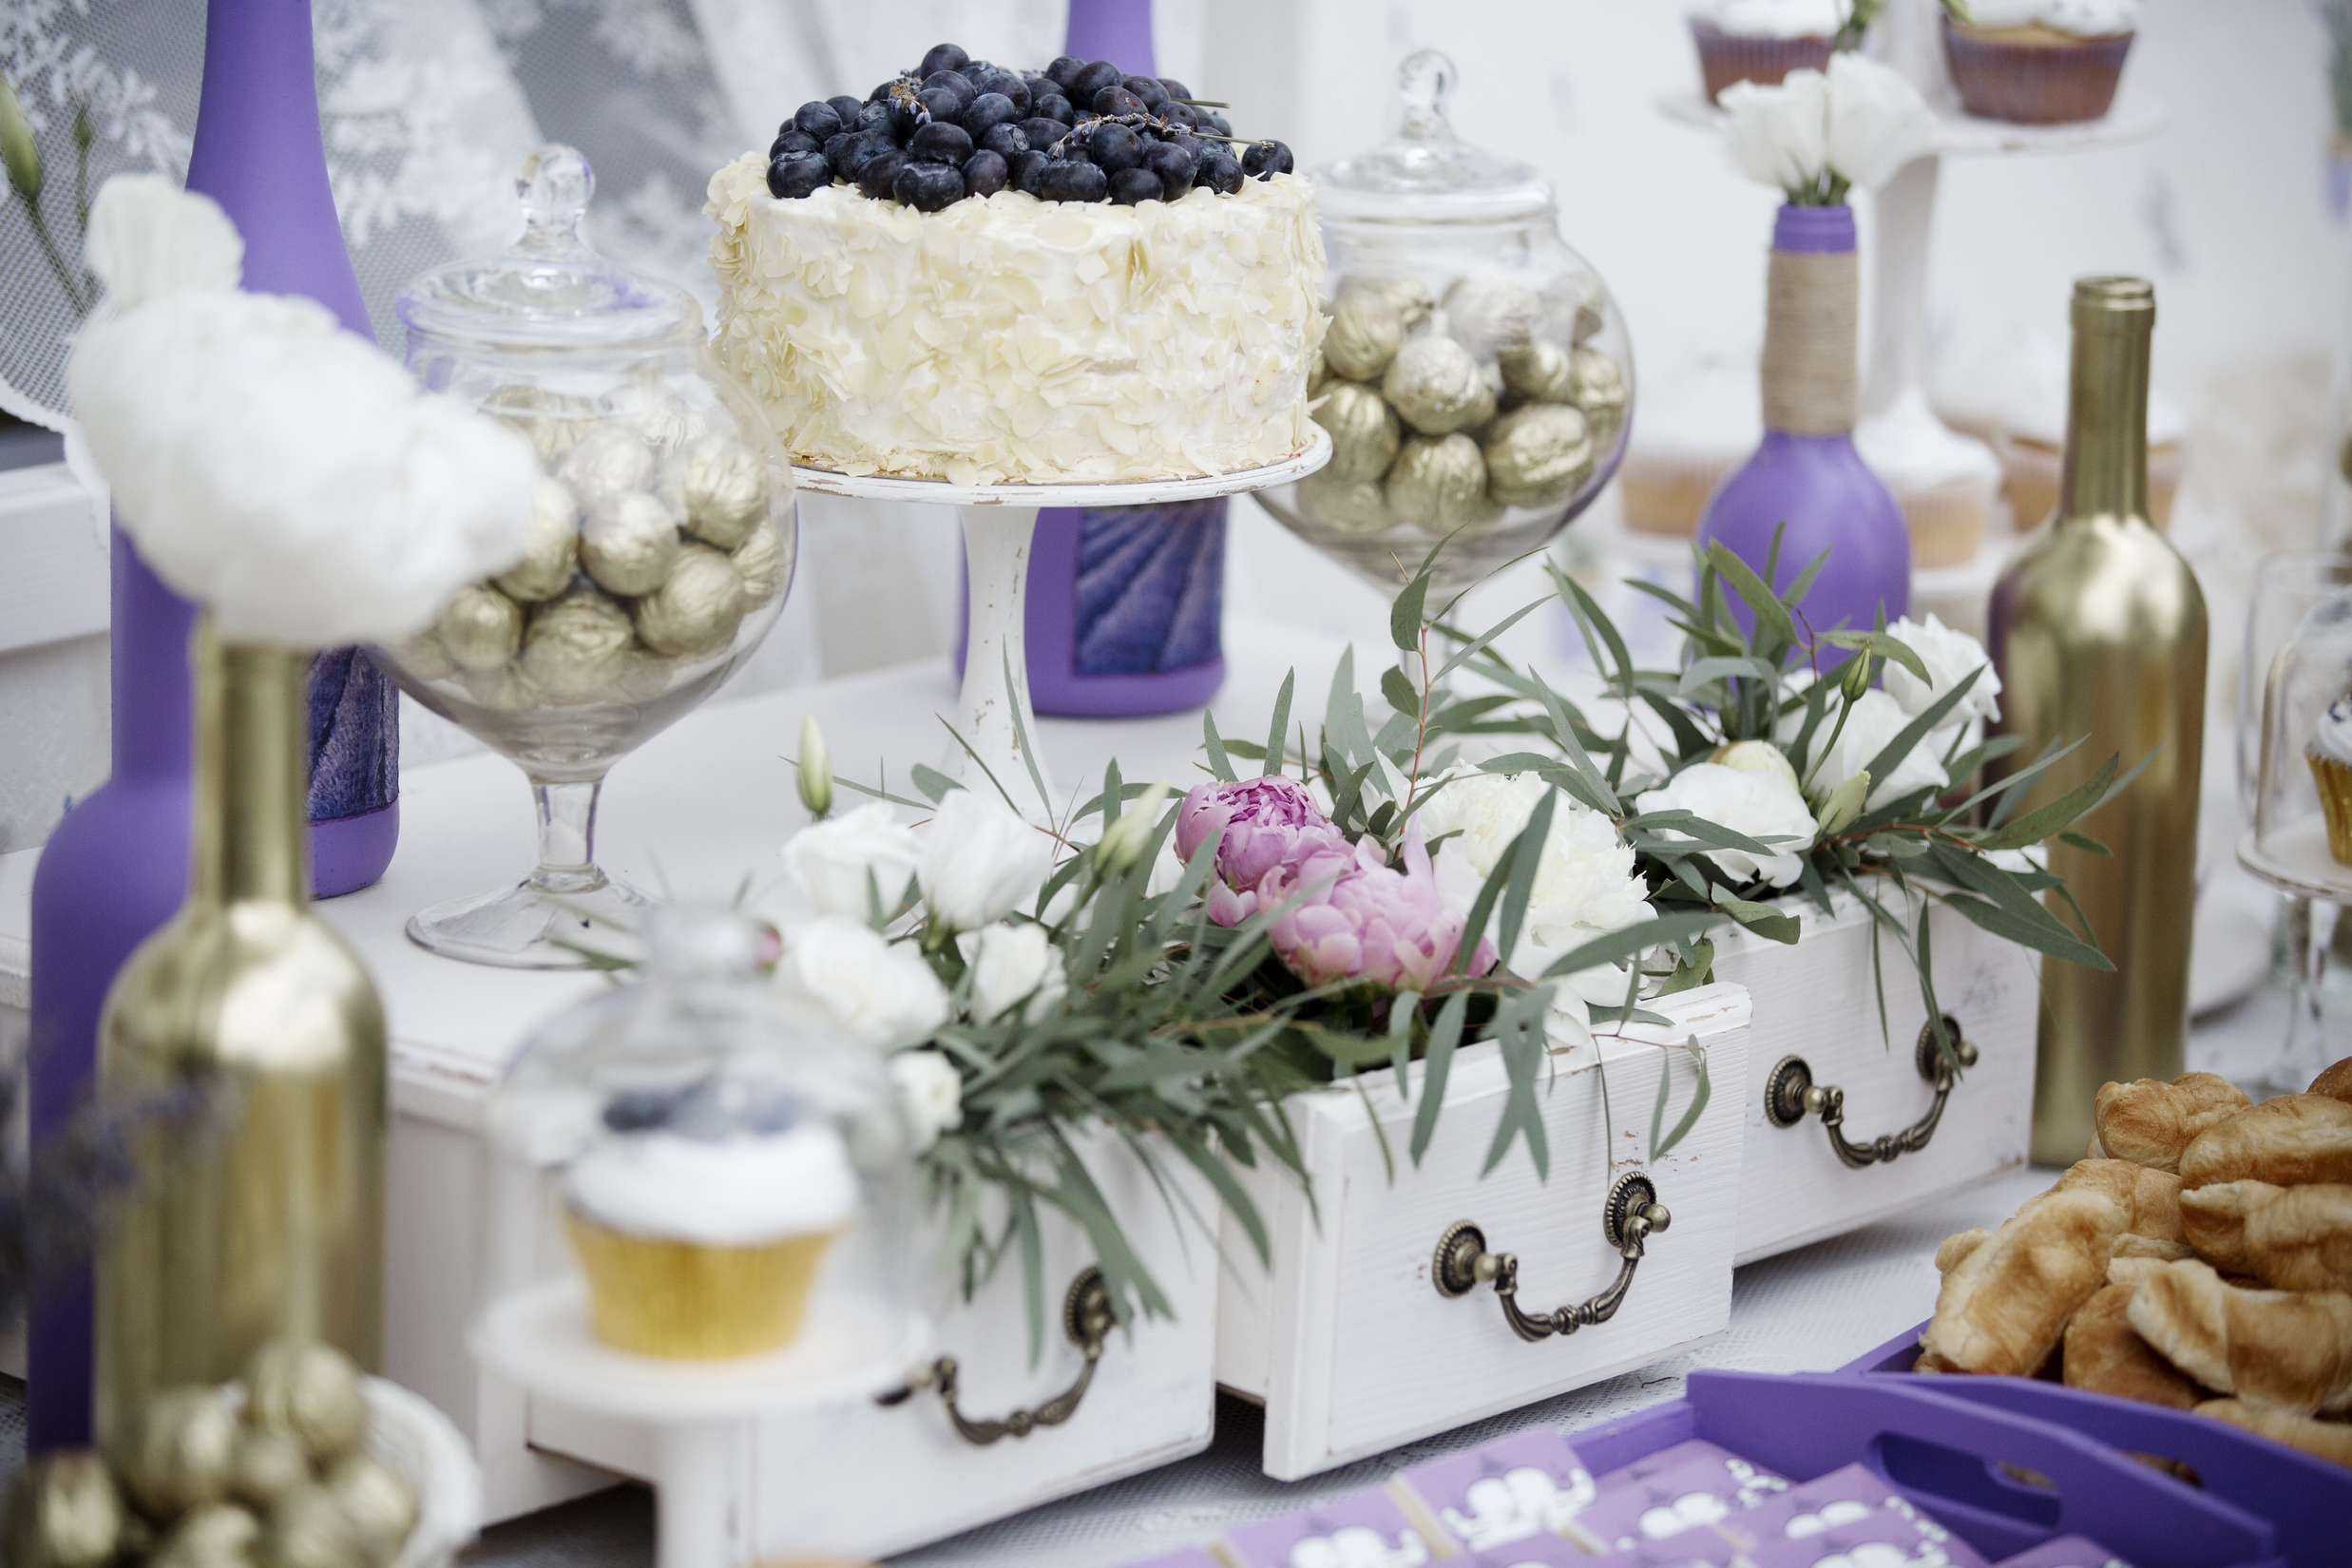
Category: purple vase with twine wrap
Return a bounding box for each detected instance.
[1696,203,1909,652]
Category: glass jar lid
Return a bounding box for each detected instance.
[1314,49,1556,225]
[398,144,702,350]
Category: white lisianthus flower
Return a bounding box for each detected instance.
[960,921,1068,1025]
[774,916,950,1052]
[1723,68,1830,197]
[1414,772,1657,1004]
[1823,53,1939,191]
[1711,738,1804,796]
[1636,762,1817,889]
[919,790,1053,932]
[1578,692,1677,786]
[1882,613,2003,740]
[889,1050,964,1152]
[781,802,922,922]
[1782,688,1950,812]
[65,177,536,648]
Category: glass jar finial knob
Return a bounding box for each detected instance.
[517,143,594,252]
[1397,49,1457,140]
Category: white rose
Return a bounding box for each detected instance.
[960,921,1068,1025]
[781,802,922,921]
[82,174,243,310]
[1781,688,1950,812]
[889,1050,964,1152]
[1882,613,2002,740]
[1824,52,1939,192]
[1636,762,1818,889]
[774,916,950,1052]
[1722,68,1830,197]
[1711,738,1803,795]
[919,790,1054,932]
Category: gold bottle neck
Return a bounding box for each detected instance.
[2057,278,2155,524]
[192,624,312,907]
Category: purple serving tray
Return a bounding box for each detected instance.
[1844,1321,2352,1568]
[1569,1371,2278,1568]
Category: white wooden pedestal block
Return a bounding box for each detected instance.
[1711,889,2042,1266]
[1215,983,1753,1481]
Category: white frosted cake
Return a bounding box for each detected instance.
[706,154,1327,487]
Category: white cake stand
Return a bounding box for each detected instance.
[792,430,1329,816]
[472,1279,928,1568]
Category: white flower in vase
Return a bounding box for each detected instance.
[1782,688,1950,812]
[889,1049,965,1152]
[1823,53,1940,191]
[1722,68,1830,198]
[774,915,950,1053]
[1711,737,1805,794]
[918,789,1054,933]
[1637,762,1818,889]
[1722,53,1936,201]
[960,921,1068,1025]
[1882,613,2002,749]
[781,802,923,923]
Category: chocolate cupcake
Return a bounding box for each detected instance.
[1942,0,2139,125]
[1690,1,1844,103]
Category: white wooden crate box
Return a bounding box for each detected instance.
[1214,983,1751,1481]
[1710,888,2041,1265]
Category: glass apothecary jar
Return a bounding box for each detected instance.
[2246,582,2352,903]
[1259,49,1635,599]
[384,145,798,969]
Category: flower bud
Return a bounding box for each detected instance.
[1815,771,1870,835]
[1,77,41,202]
[1100,782,1172,873]
[1840,652,1876,703]
[795,714,833,819]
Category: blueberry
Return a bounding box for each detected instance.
[908,120,974,165]
[855,101,894,135]
[793,100,844,140]
[855,149,907,201]
[963,91,1019,140]
[894,160,966,211]
[602,1086,681,1132]
[771,127,822,159]
[1243,139,1293,180]
[821,130,854,170]
[1022,72,1057,107]
[963,149,1010,198]
[1201,109,1233,136]
[1012,148,1050,194]
[1158,76,1194,102]
[1196,148,1243,194]
[1143,140,1197,195]
[1044,54,1086,88]
[827,93,866,127]
[1034,92,1075,125]
[868,78,902,104]
[1039,158,1109,202]
[917,41,969,78]
[1160,102,1200,129]
[923,69,976,110]
[1093,85,1147,118]
[1109,166,1165,205]
[1069,60,1122,106]
[1018,116,1070,152]
[910,86,958,124]
[832,128,894,179]
[1086,121,1143,174]
[1172,129,1204,157]
[968,66,1029,114]
[1122,73,1168,107]
[979,122,1028,159]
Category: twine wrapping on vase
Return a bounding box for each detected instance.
[1761,248,1860,436]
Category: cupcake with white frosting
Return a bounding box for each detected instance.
[1942,0,2140,124]
[2310,697,2352,866]
[1689,0,1846,103]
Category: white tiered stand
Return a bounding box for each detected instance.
[791,430,1330,819]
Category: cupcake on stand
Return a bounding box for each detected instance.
[1688,0,1851,102]
[1941,0,2141,125]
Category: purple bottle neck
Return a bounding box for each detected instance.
[1771,201,1856,255]
[1065,0,1155,67]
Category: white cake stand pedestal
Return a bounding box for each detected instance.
[472,1280,927,1568]
[792,430,1329,818]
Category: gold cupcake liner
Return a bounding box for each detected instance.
[2310,753,2352,867]
[567,1211,839,1359]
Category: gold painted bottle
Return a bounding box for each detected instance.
[96,624,387,1454]
[1987,277,2206,1164]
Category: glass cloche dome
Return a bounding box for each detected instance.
[1257,48,1635,600]
[487,909,919,1364]
[382,144,798,970]
[2245,582,2352,902]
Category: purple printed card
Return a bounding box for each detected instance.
[1220,1490,1435,1568]
[1740,1496,1988,1568]
[1582,1439,1791,1552]
[1578,1530,1746,1567]
[1993,1539,2134,1568]
[1118,1553,1228,1568]
[1395,1432,1598,1554]
[1717,1463,1900,1551]
[1456,1535,1614,1568]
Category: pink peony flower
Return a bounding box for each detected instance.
[1260,832,1495,993]
[1177,776,1345,902]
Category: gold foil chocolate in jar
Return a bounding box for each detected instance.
[1294,468,1392,535]
[732,515,794,606]
[520,589,636,704]
[1569,346,1628,442]
[320,1455,418,1566]
[1543,272,1605,347]
[602,376,697,450]
[260,1484,363,1568]
[483,384,592,465]
[580,491,682,598]
[494,476,583,603]
[242,1342,367,1464]
[1361,277,1436,331]
[675,432,769,551]
[1386,433,1499,535]
[1313,381,1402,482]
[1383,334,1487,436]
[1482,403,1594,507]
[393,630,455,683]
[1498,340,1575,405]
[460,664,539,714]
[636,544,746,658]
[120,1387,239,1517]
[1461,366,1500,435]
[1323,286,1405,382]
[3,1453,127,1568]
[228,1426,311,1512]
[1442,276,1541,358]
[559,423,660,499]
[432,585,525,674]
[151,1504,260,1568]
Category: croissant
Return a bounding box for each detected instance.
[2179,1181,2352,1293]
[2056,1158,2188,1256]
[1922,1190,2123,1378]
[2062,1280,2204,1409]
[2178,1179,2268,1273]
[1936,1229,1990,1273]
[2312,1057,2352,1107]
[2092,1073,2250,1172]
[2127,1259,2352,1416]
[2179,1094,2352,1190]
[2196,1399,2352,1472]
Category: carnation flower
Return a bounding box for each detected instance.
[1261,833,1492,993]
[64,176,537,647]
[918,789,1053,932]
[1176,775,1345,899]
[773,916,950,1052]
[781,802,922,922]
[960,921,1068,1025]
[1636,762,1818,889]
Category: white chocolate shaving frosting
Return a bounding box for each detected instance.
[565,1125,857,1245]
[706,151,1328,486]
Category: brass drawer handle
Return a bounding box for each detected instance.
[876,1268,1113,1445]
[1431,1173,1670,1344]
[1764,1016,1979,1170]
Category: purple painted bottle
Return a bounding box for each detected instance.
[1696,203,1909,646]
[24,0,395,1449]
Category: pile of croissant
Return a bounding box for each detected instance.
[1919,1055,2352,1471]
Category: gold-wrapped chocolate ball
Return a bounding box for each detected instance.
[261,1485,361,1568]
[124,1386,240,1517]
[321,1455,417,1567]
[580,491,683,598]
[1498,340,1575,405]
[493,476,583,603]
[1541,273,1605,347]
[1461,367,1500,435]
[151,1503,261,1568]
[1323,288,1405,382]
[1312,382,1402,483]
[558,423,660,501]
[1294,469,1392,536]
[732,516,794,606]
[1382,334,1487,436]
[602,376,696,450]
[242,1342,367,1465]
[1568,347,1628,443]
[1386,433,1500,536]
[4,1453,126,1568]
[460,665,539,714]
[636,545,745,659]
[1482,404,1595,508]
[1442,276,1540,358]
[1360,277,1436,331]
[483,384,592,465]
[674,432,769,551]
[392,630,454,683]
[229,1426,311,1511]
[520,589,636,705]
[616,648,684,703]
[432,585,524,675]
